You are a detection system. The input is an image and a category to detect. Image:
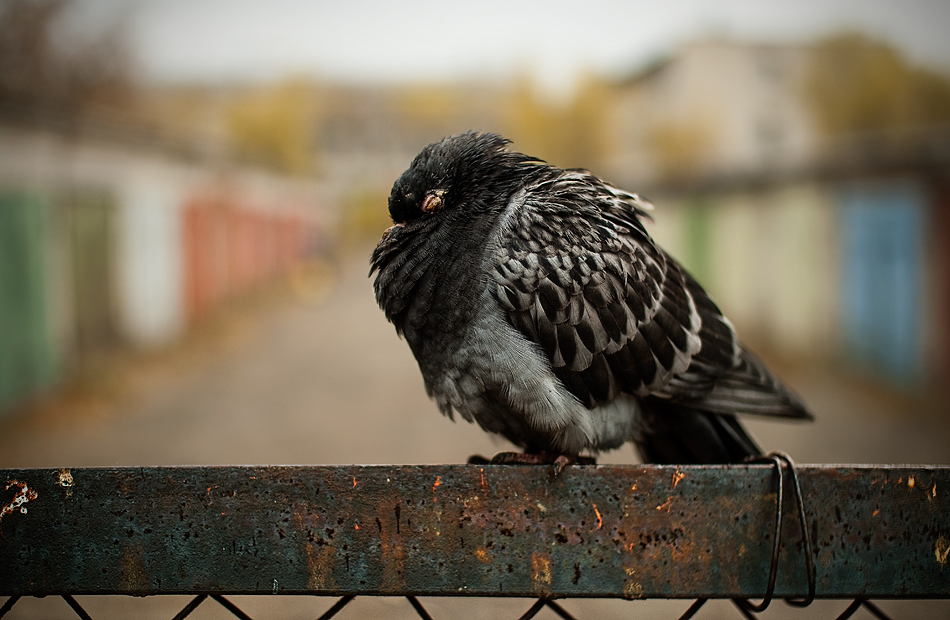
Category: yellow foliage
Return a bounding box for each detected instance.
[647,116,717,180]
[396,86,463,128]
[502,73,614,171]
[339,187,393,240]
[225,79,320,175]
[805,33,950,134]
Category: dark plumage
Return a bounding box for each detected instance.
[371,132,812,464]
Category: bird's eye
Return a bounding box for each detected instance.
[421,190,445,213]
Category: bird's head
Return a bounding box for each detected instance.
[387,131,538,227]
[372,132,538,332]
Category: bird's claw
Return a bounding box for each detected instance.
[551,454,597,477]
[467,452,596,478]
[552,455,572,478]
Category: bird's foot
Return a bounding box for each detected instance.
[467,451,596,478]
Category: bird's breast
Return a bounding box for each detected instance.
[414,294,642,455]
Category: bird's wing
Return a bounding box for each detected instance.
[490,171,810,419]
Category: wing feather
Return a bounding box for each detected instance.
[489,170,810,419]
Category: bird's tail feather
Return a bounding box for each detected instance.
[635,400,762,464]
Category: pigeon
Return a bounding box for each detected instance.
[371,131,812,468]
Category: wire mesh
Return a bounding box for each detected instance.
[0,594,902,620]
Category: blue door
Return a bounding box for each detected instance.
[841,180,925,384]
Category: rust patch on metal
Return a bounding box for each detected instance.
[1,480,37,524]
[432,475,441,503]
[909,476,916,488]
[936,536,950,566]
[656,496,674,512]
[592,503,603,531]
[378,500,407,594]
[120,544,148,592]
[473,547,491,563]
[530,552,552,594]
[672,469,685,489]
[306,543,337,590]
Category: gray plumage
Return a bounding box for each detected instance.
[371,132,811,464]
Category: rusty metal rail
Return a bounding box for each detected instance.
[0,464,948,601]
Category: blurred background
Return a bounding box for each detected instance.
[1,0,949,618]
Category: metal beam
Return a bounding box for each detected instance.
[1,465,947,599]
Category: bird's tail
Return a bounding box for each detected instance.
[635,400,761,464]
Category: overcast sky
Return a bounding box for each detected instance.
[66,0,950,93]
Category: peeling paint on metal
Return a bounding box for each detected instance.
[936,536,950,566]
[623,568,645,599]
[672,469,685,489]
[57,469,74,498]
[1,480,37,523]
[624,581,645,598]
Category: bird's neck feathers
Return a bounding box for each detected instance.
[371,196,505,340]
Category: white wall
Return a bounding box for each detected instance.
[116,177,186,348]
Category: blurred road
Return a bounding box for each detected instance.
[1,245,948,619]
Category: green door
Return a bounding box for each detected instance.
[0,191,58,413]
[68,192,118,362]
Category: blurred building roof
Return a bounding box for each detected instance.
[608,38,950,195]
[608,39,819,190]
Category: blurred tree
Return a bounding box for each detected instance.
[647,115,717,181]
[390,81,509,154]
[225,79,321,175]
[338,186,392,240]
[396,84,463,136]
[561,73,615,171]
[805,32,950,134]
[0,0,134,108]
[502,77,556,160]
[503,73,614,171]
[138,85,232,146]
